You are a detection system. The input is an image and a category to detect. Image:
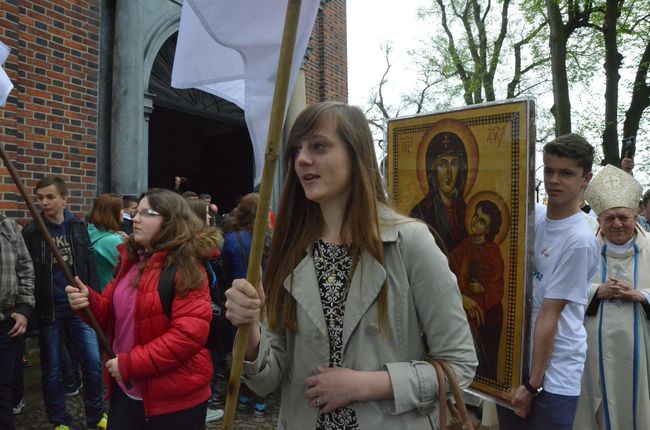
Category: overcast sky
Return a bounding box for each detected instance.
[347,0,430,110]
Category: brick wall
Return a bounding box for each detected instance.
[304,0,348,105]
[0,0,100,223]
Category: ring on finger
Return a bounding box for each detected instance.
[314,398,320,406]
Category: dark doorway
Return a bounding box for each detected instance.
[148,106,254,213]
[147,33,254,214]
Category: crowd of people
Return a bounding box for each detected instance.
[0,176,268,429]
[0,101,647,430]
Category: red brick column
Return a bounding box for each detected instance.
[304,0,348,105]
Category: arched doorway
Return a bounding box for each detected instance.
[147,34,254,213]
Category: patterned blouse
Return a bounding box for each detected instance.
[313,239,359,430]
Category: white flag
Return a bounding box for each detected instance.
[171,0,320,185]
[0,41,14,107]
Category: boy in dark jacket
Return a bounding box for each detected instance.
[22,176,107,430]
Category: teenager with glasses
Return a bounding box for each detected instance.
[65,188,222,429]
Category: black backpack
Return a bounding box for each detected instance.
[157,259,229,348]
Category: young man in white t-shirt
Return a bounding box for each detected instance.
[498,133,600,430]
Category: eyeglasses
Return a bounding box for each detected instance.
[133,208,162,218]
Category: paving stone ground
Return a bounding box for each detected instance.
[14,339,279,429]
[14,340,487,429]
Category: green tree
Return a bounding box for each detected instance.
[365,0,650,173]
[562,0,650,166]
[545,0,595,135]
[416,0,550,105]
[617,1,650,163]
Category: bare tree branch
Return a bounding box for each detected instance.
[435,0,475,104]
[623,36,650,141]
[370,43,394,121]
[507,19,548,98]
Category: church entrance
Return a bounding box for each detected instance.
[148,105,253,213]
[147,34,254,214]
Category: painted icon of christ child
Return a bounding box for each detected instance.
[449,199,504,380]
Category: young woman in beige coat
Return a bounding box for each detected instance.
[225,102,477,430]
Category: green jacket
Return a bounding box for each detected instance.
[87,224,122,292]
[243,207,477,430]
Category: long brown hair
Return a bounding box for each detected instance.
[125,188,221,295]
[264,102,387,331]
[89,194,122,232]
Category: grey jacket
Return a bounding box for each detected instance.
[0,214,35,321]
[244,209,477,430]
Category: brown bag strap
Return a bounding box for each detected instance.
[430,358,474,430]
[431,360,448,430]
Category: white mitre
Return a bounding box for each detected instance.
[584,164,642,216]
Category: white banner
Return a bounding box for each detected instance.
[0,41,14,107]
[172,0,320,185]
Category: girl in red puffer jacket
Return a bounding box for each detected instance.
[66,188,222,429]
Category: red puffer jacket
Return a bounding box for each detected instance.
[85,244,213,416]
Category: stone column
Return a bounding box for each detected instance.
[96,0,115,194]
[142,91,155,187]
[110,0,146,195]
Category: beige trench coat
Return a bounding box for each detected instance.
[243,209,477,430]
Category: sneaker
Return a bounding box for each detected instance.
[95,412,108,430]
[13,398,26,415]
[64,381,82,397]
[238,395,253,411]
[54,425,70,430]
[205,408,224,423]
[253,401,267,418]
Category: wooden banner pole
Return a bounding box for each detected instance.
[222,0,303,428]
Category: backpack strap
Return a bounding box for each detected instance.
[158,265,177,320]
[204,260,217,292]
[208,257,229,305]
[158,263,217,321]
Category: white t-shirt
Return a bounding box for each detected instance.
[580,210,599,234]
[531,204,599,396]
